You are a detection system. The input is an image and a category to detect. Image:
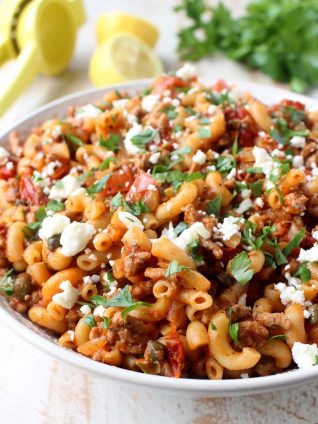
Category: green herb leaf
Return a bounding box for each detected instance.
[269,334,286,341]
[62,133,84,147]
[86,174,111,195]
[207,194,222,217]
[249,180,263,197]
[101,286,151,318]
[230,251,253,285]
[46,199,65,212]
[99,156,116,171]
[174,221,189,235]
[165,260,190,277]
[83,315,97,328]
[197,126,211,139]
[294,263,311,283]
[98,134,121,152]
[102,316,111,329]
[0,269,15,296]
[228,322,239,344]
[283,228,306,257]
[131,128,158,149]
[210,322,217,331]
[216,156,233,173]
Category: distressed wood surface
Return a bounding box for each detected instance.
[1,1,318,423]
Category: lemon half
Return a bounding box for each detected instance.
[89,33,163,86]
[96,12,159,48]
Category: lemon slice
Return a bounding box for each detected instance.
[89,33,163,86]
[96,12,159,48]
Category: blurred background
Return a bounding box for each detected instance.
[1,0,317,132]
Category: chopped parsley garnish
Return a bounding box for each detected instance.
[210,322,217,331]
[62,133,84,146]
[91,286,150,319]
[110,192,150,216]
[216,156,234,173]
[46,199,65,212]
[86,174,111,195]
[242,222,275,250]
[102,317,111,329]
[228,321,239,344]
[207,194,222,218]
[163,106,178,120]
[228,307,239,345]
[197,126,211,139]
[99,156,116,171]
[131,128,158,149]
[23,206,47,238]
[174,221,189,235]
[83,315,97,328]
[249,180,263,197]
[270,118,309,145]
[165,260,190,277]
[152,169,203,185]
[205,90,234,106]
[168,146,192,168]
[269,334,286,341]
[282,228,306,257]
[98,134,121,152]
[0,269,15,296]
[294,263,311,283]
[230,251,253,285]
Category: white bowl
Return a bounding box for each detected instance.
[1,80,317,397]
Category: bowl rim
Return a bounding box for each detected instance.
[1,79,318,395]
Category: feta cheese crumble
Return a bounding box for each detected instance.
[165,222,210,251]
[124,123,157,155]
[214,216,242,241]
[291,342,318,369]
[274,282,306,305]
[80,304,91,315]
[290,136,306,148]
[52,280,79,309]
[176,63,197,80]
[235,199,252,214]
[141,94,160,112]
[49,175,82,201]
[298,244,318,262]
[93,305,106,318]
[149,152,160,164]
[192,149,207,165]
[75,104,102,119]
[38,214,70,241]
[60,222,96,256]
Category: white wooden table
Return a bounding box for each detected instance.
[1,1,318,423]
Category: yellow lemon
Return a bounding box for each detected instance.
[96,12,159,48]
[89,33,163,86]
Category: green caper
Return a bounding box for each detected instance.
[308,304,318,325]
[145,340,165,363]
[47,234,61,251]
[13,273,33,301]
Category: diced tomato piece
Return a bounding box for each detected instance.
[213,79,229,92]
[127,170,156,198]
[165,326,185,378]
[153,76,189,95]
[0,165,16,180]
[49,158,71,180]
[280,99,305,111]
[19,175,44,205]
[101,166,133,196]
[301,234,315,250]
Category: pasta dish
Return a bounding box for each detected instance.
[1,64,318,379]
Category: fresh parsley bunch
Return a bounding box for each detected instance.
[175,0,318,92]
